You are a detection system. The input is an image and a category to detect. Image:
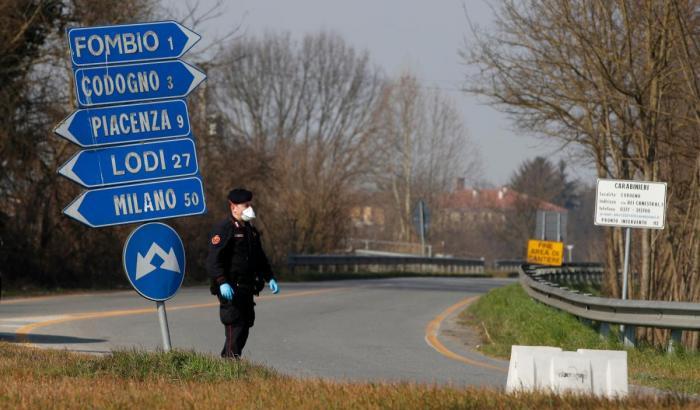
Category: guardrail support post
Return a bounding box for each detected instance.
[599,322,610,339]
[622,325,635,347]
[667,329,682,354]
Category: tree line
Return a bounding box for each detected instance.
[464,0,700,347]
[0,1,479,290]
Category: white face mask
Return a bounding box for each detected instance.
[241,206,256,221]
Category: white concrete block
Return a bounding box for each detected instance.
[506,345,627,398]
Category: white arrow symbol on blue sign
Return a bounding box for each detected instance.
[74,60,206,107]
[123,222,186,302]
[69,20,200,66]
[136,242,181,280]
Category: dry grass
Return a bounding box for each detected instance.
[0,342,693,409]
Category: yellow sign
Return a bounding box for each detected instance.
[527,239,564,266]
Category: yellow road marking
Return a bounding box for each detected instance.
[424,296,507,373]
[0,292,108,305]
[15,288,342,345]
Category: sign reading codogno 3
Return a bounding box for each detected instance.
[594,179,667,229]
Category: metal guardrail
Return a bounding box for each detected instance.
[492,260,526,273]
[520,264,697,351]
[524,263,605,285]
[288,254,485,274]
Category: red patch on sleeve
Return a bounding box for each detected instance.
[211,235,221,245]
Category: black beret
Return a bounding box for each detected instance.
[228,188,253,204]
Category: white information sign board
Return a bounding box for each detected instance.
[594,179,667,229]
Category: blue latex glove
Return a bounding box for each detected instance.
[269,279,280,294]
[219,283,234,300]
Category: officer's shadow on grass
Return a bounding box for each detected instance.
[0,332,106,344]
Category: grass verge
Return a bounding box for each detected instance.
[0,342,691,409]
[461,283,700,394]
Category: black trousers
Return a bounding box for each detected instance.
[221,324,249,358]
[218,289,255,358]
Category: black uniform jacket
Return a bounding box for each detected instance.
[206,217,273,294]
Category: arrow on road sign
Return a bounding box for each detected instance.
[123,222,186,301]
[69,20,200,66]
[54,99,190,147]
[136,242,181,280]
[63,176,206,228]
[58,138,198,188]
[74,60,206,107]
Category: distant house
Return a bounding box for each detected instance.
[438,185,566,225]
[348,190,391,240]
[349,183,566,236]
[350,204,386,228]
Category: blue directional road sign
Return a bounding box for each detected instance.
[74,60,206,107]
[58,138,198,188]
[63,176,206,227]
[69,21,200,67]
[412,199,431,234]
[123,222,185,301]
[54,99,190,147]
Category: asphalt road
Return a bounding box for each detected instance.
[0,277,514,386]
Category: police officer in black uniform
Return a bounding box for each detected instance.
[206,188,279,359]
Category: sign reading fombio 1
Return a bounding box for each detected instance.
[68,21,200,66]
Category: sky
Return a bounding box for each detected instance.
[168,0,594,186]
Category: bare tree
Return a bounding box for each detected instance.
[372,73,481,243]
[0,0,233,288]
[207,31,383,262]
[463,0,700,346]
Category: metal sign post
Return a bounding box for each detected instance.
[566,244,574,263]
[413,200,430,256]
[621,227,631,300]
[419,201,425,256]
[156,301,172,351]
[620,226,633,346]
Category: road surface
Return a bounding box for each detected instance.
[0,277,513,386]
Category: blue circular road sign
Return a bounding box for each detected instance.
[123,222,185,301]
